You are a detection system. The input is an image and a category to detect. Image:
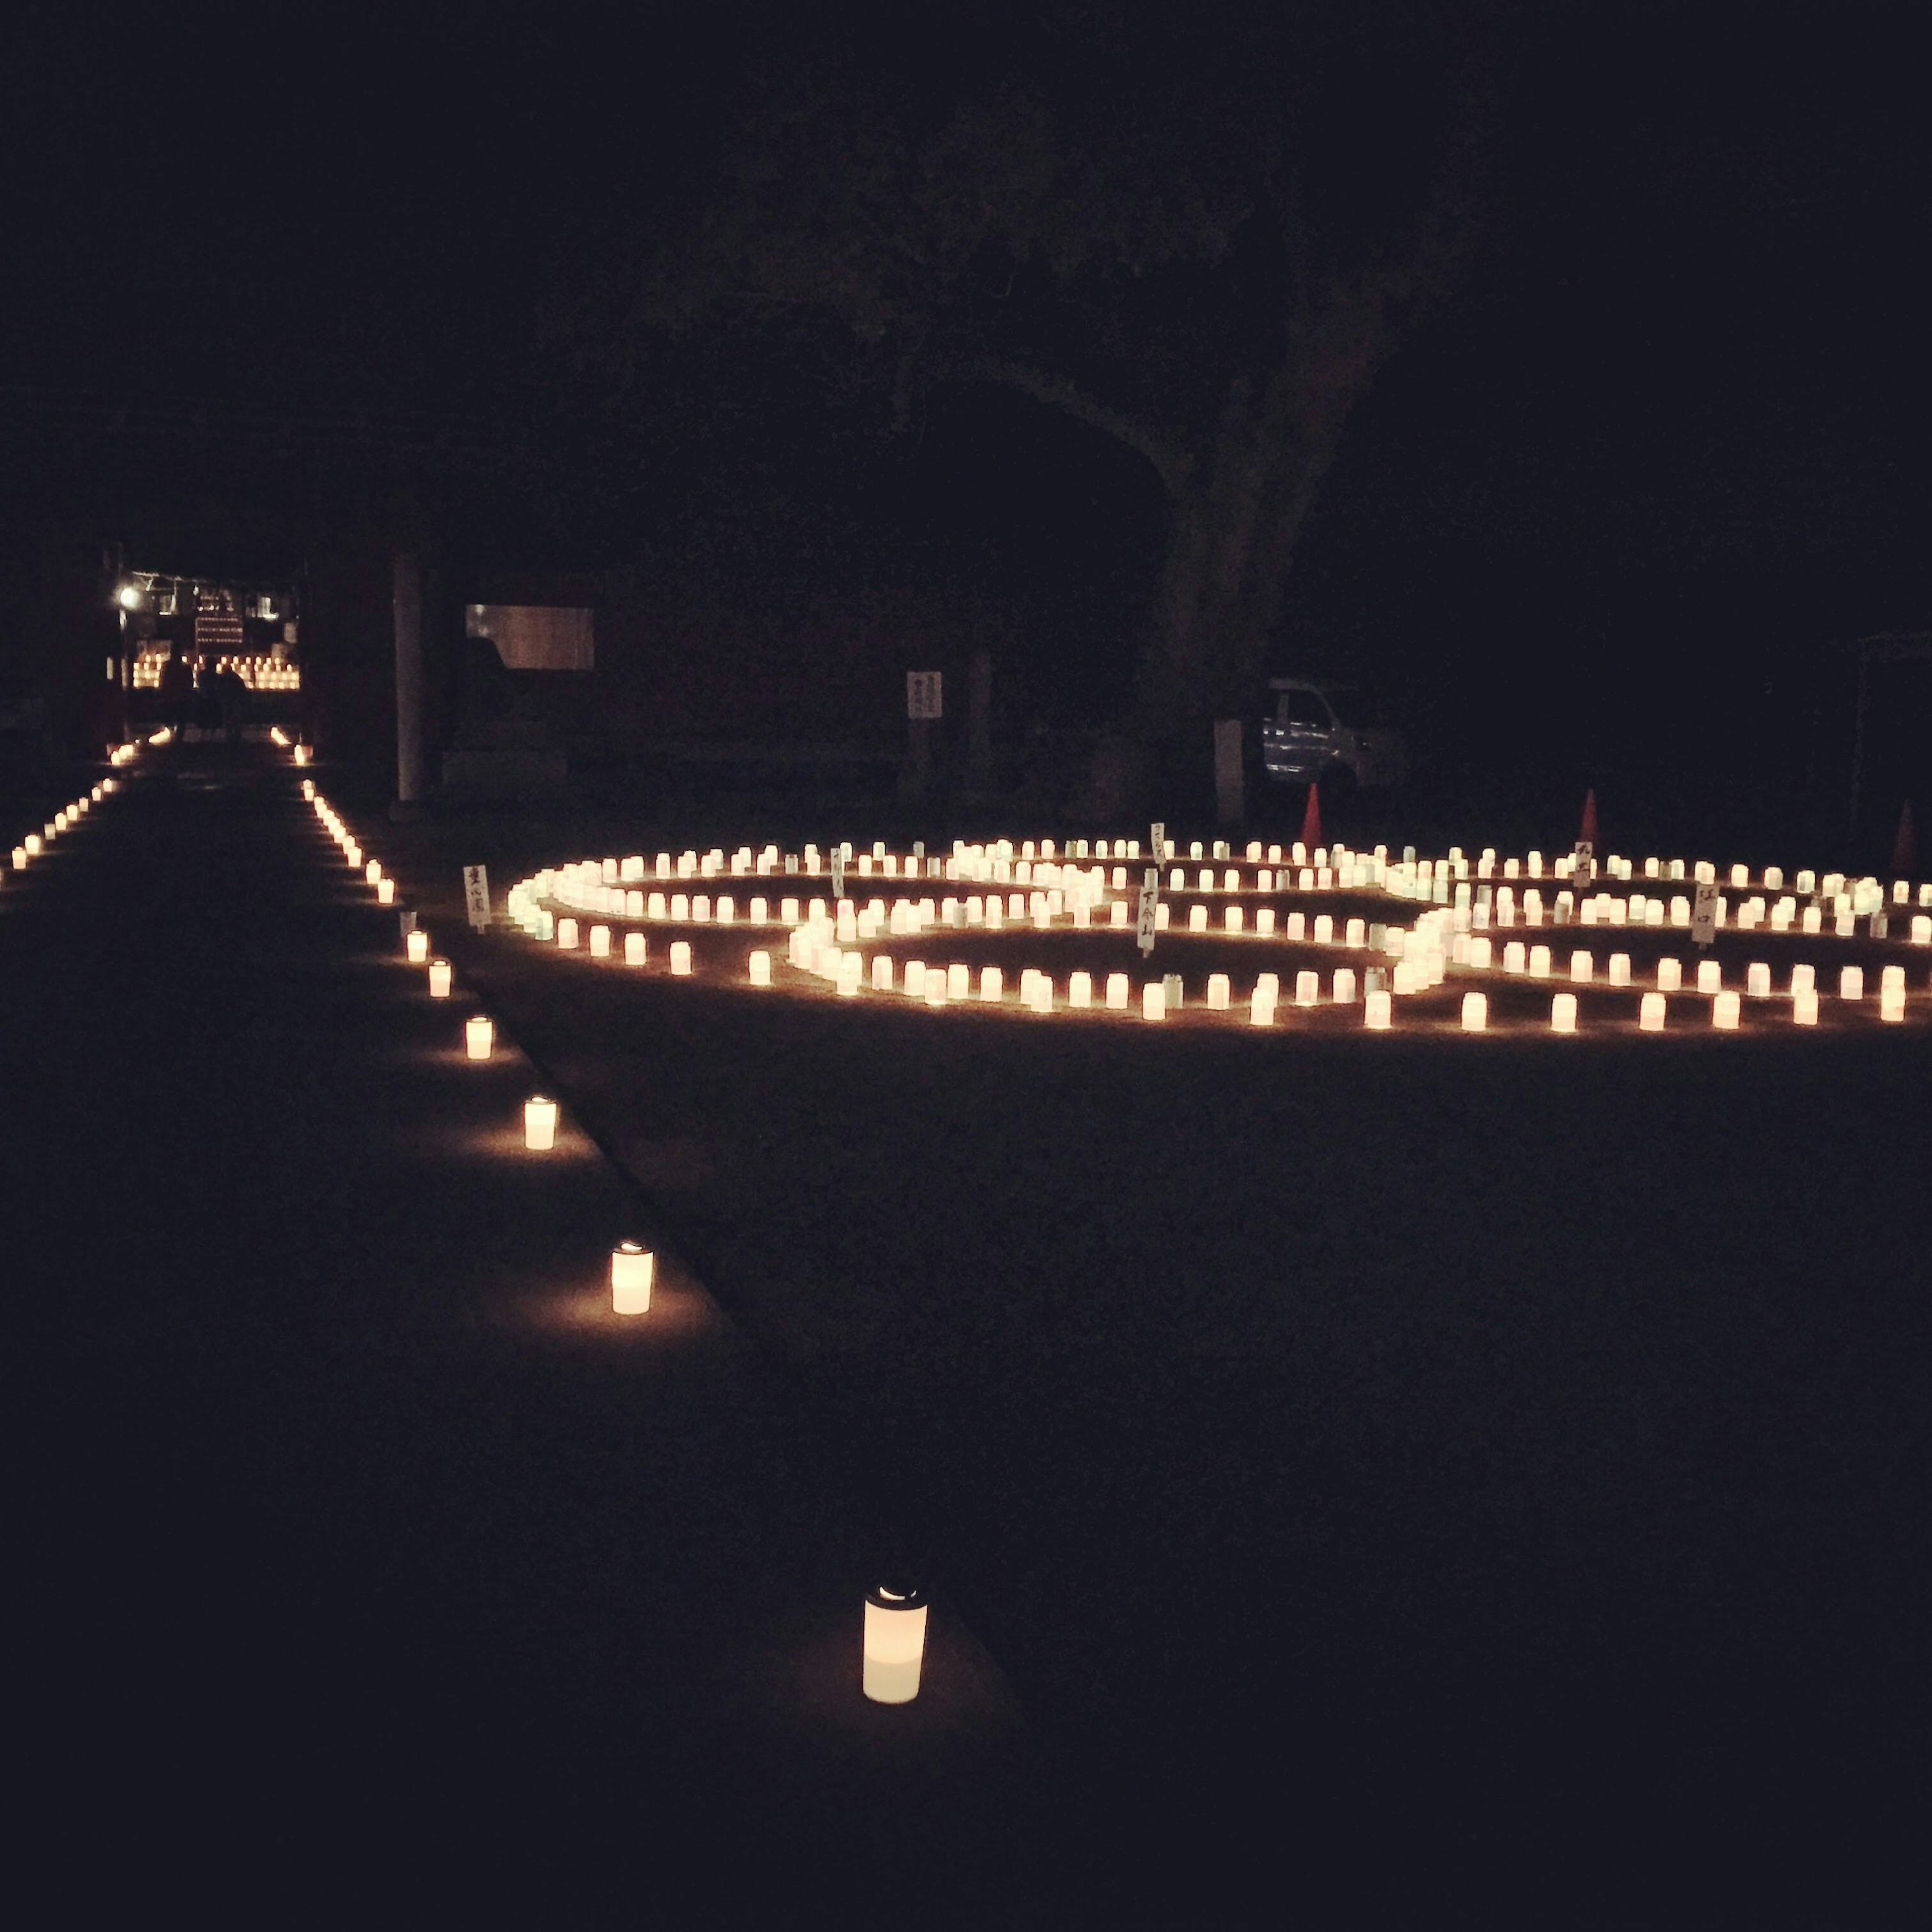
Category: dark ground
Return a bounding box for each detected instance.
[5,747,1087,1927]
[397,781,1930,1931]
[10,744,1928,1928]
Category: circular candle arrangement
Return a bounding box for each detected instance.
[499,834,1932,1038]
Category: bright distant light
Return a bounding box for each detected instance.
[116,583,143,611]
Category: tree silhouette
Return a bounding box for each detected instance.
[627,2,1508,788]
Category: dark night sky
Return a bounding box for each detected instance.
[5,2,1925,816]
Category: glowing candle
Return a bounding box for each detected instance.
[838,952,862,996]
[611,1242,655,1314]
[1314,915,1334,944]
[1106,972,1129,1010]
[376,878,395,905]
[429,959,452,998]
[24,835,41,856]
[465,1015,494,1060]
[1838,965,1863,1000]
[1551,993,1577,1034]
[670,942,692,976]
[1794,988,1818,1024]
[523,1095,558,1150]
[1142,984,1165,1021]
[862,1583,929,1704]
[1225,906,1245,932]
[1713,991,1741,1030]
[1746,962,1770,997]
[1879,975,1905,1022]
[365,860,382,884]
[1696,960,1721,996]
[1364,990,1392,1029]
[1461,991,1487,1031]
[407,929,429,964]
[1256,909,1276,936]
[1570,951,1593,982]
[1504,942,1526,974]
[1530,945,1552,978]
[1188,906,1208,933]
[1070,971,1093,1009]
[1914,917,1932,944]
[625,933,648,967]
[979,967,1003,1002]
[589,925,611,957]
[1657,958,1682,992]
[557,918,580,949]
[1208,974,1230,1010]
[1640,992,1666,1032]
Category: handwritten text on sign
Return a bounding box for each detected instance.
[1137,869,1160,956]
[1692,879,1717,948]
[906,671,944,720]
[463,865,492,932]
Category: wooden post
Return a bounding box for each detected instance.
[1214,718,1244,825]
[393,550,424,804]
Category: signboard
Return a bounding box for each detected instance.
[906,671,943,720]
[1150,821,1166,863]
[831,846,846,895]
[1571,840,1594,892]
[1691,879,1717,948]
[1136,868,1160,956]
[463,864,492,932]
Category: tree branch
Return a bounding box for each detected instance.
[950,354,1191,498]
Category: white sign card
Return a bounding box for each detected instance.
[1692,879,1717,948]
[831,847,845,895]
[1572,840,1593,891]
[463,864,491,932]
[1136,868,1160,956]
[1150,821,1166,864]
[906,671,943,720]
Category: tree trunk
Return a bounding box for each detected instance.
[1138,293,1386,801]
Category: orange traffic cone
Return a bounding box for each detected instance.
[1578,788,1599,849]
[1892,800,1917,879]
[1300,781,1322,853]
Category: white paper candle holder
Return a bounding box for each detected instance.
[611,1242,655,1314]
[465,1015,494,1060]
[862,1583,929,1704]
[523,1095,558,1150]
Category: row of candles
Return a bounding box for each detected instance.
[292,763,928,1702]
[563,832,1932,909]
[8,769,126,874]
